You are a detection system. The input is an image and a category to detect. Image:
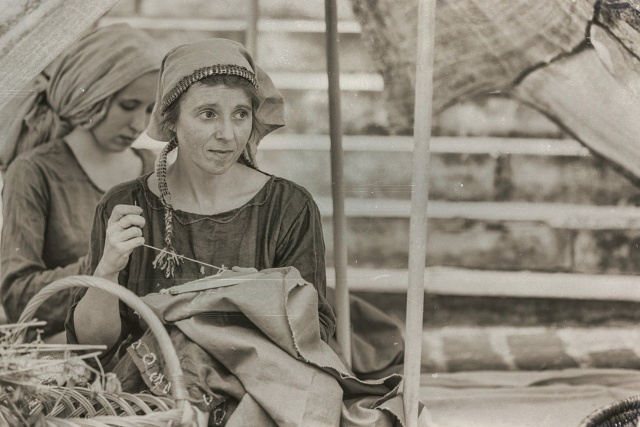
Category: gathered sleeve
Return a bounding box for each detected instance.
[0,159,86,336]
[275,197,336,342]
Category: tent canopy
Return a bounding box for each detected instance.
[351,0,640,183]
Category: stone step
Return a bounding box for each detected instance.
[327,267,640,300]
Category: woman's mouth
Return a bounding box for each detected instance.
[207,149,233,156]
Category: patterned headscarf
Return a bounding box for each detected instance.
[147,38,286,278]
[0,23,161,170]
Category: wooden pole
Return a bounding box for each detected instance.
[246,0,259,60]
[403,0,437,425]
[324,0,352,368]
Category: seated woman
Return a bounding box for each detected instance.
[0,24,160,339]
[68,37,336,356]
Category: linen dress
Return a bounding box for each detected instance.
[66,172,337,364]
[0,139,156,336]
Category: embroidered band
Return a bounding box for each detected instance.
[161,64,258,112]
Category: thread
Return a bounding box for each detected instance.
[142,243,225,273]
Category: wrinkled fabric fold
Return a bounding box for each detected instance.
[130,267,406,426]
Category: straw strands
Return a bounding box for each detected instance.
[0,318,188,426]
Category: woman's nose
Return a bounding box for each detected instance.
[215,117,234,141]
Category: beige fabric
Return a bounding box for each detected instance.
[0,0,118,111]
[140,267,407,426]
[512,24,640,183]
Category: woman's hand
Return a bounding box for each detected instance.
[94,204,145,279]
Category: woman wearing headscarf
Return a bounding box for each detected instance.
[66,36,333,420]
[0,24,161,339]
[69,37,335,346]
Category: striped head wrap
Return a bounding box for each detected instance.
[147,38,285,278]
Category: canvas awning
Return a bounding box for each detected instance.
[351,0,640,183]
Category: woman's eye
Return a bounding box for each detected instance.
[119,101,141,111]
[200,110,215,119]
[234,110,250,119]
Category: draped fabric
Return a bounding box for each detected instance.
[352,0,640,183]
[124,267,408,426]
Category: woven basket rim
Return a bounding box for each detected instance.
[14,274,194,426]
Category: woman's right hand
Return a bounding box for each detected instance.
[94,204,145,279]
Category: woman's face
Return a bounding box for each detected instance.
[174,83,253,175]
[90,71,158,152]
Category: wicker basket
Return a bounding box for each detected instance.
[8,275,195,426]
[578,395,640,427]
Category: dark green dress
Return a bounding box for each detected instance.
[66,173,336,364]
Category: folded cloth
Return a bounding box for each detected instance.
[116,267,410,426]
[326,288,405,380]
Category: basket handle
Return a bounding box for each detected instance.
[17,275,191,407]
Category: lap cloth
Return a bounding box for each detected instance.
[113,267,411,426]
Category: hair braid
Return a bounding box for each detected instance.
[152,136,182,278]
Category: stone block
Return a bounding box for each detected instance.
[442,333,509,372]
[139,0,355,20]
[275,89,388,135]
[509,155,640,205]
[508,333,579,370]
[259,32,375,73]
[141,0,249,19]
[588,349,640,369]
[573,229,640,274]
[322,217,573,271]
[260,0,356,20]
[258,149,497,202]
[143,29,244,54]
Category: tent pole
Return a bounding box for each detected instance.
[324,0,351,368]
[245,0,259,60]
[404,0,437,425]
